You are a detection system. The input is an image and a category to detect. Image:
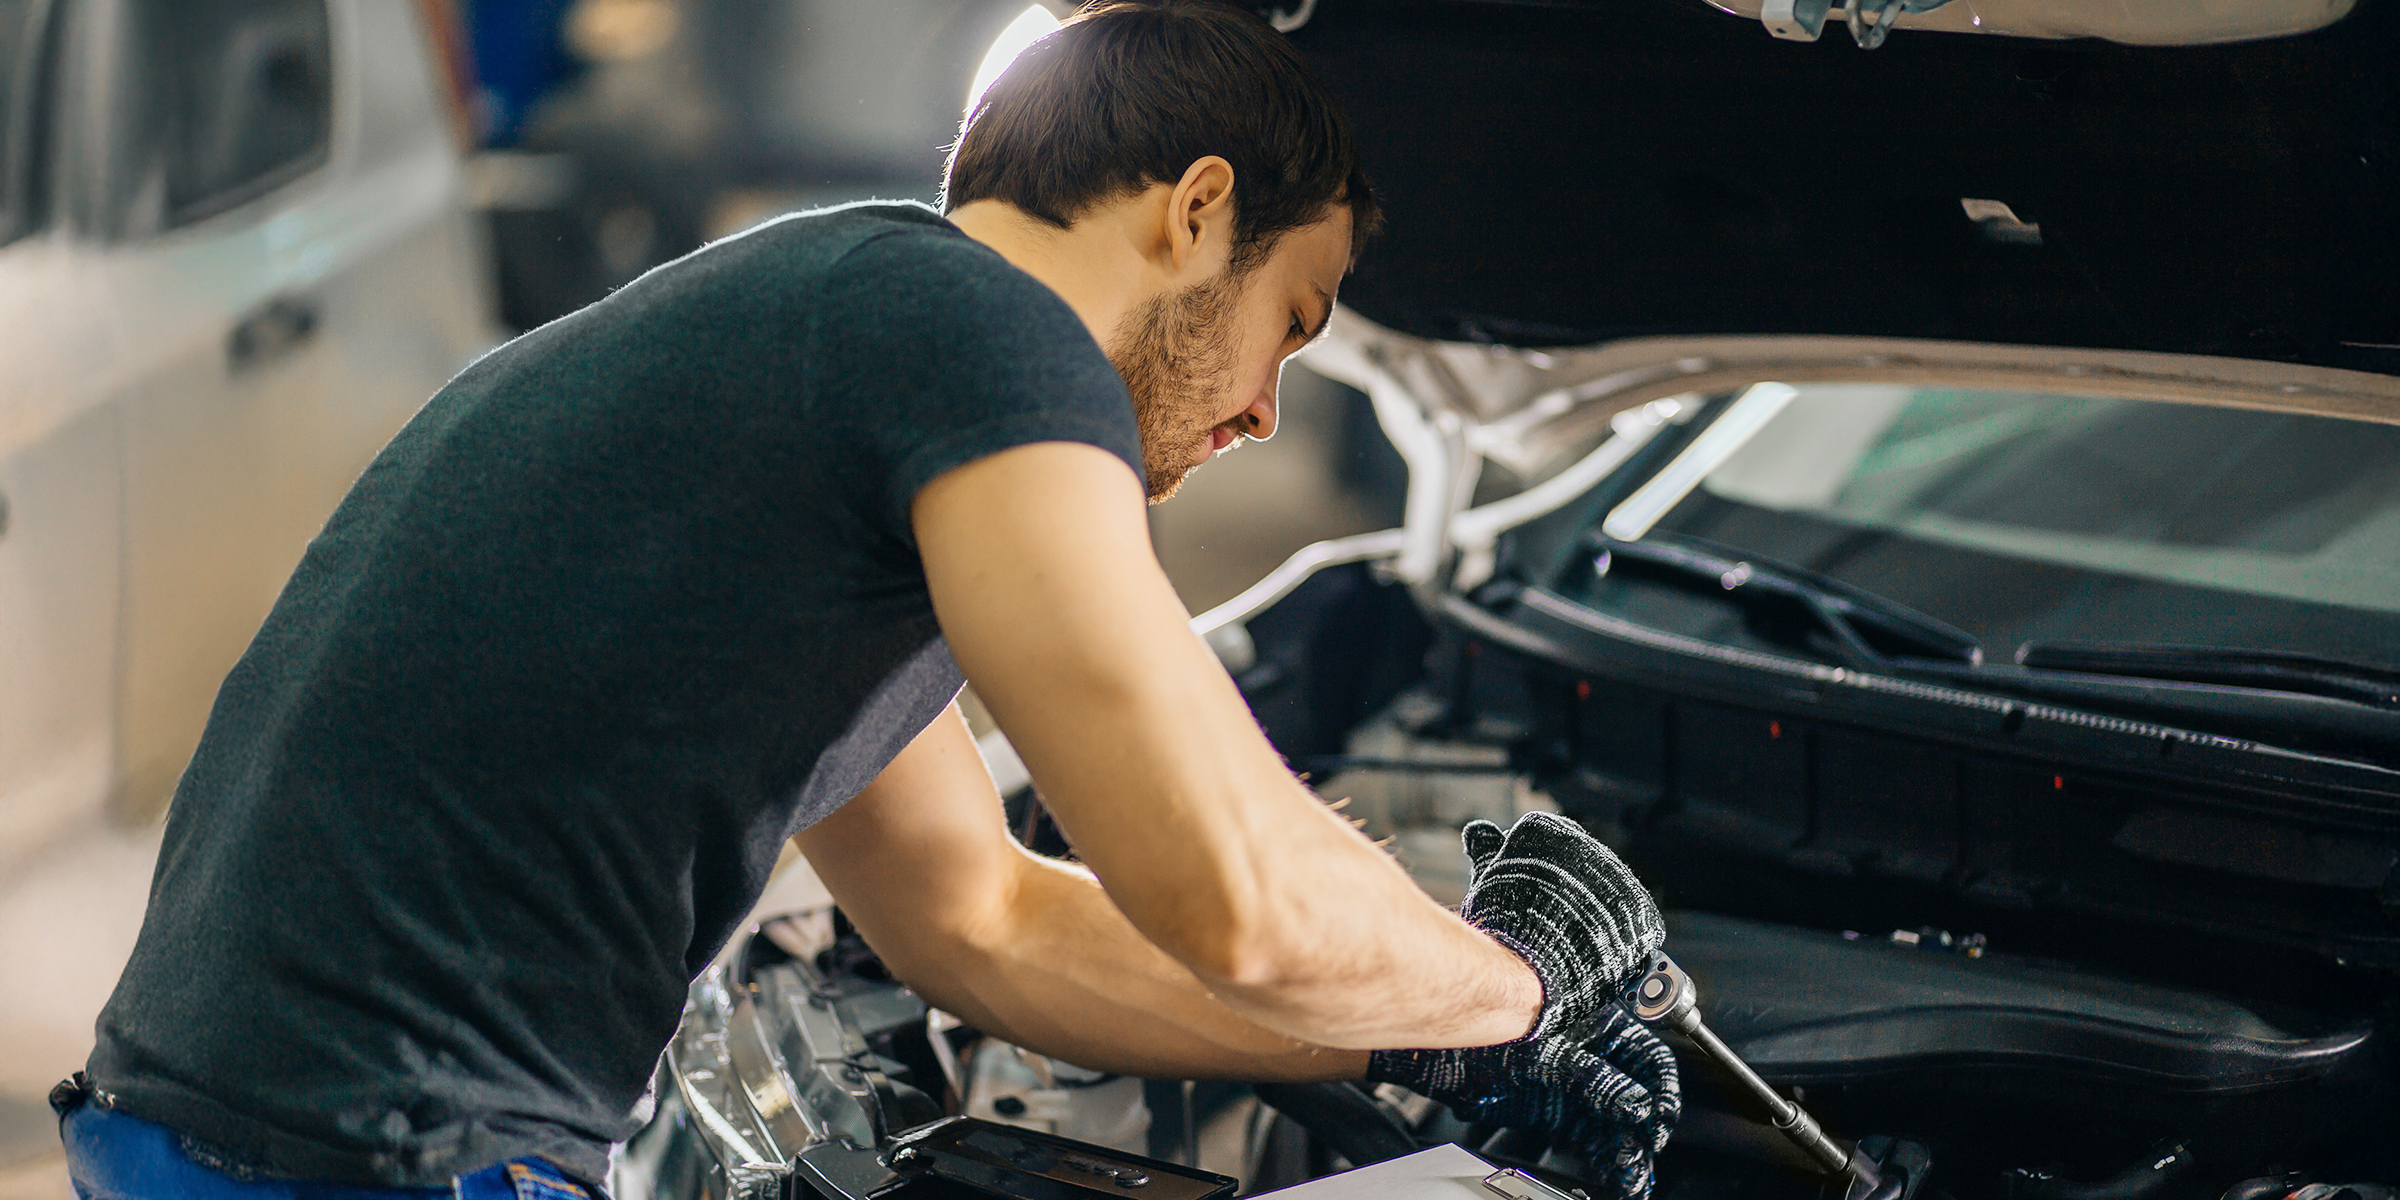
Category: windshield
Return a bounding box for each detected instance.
[1578,385,2400,670]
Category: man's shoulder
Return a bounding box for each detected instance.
[802,210,1089,355]
[735,198,943,240]
[702,200,1047,317]
[725,200,975,275]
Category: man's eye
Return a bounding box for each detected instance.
[1289,316,1306,339]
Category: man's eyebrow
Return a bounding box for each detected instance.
[1303,284,1336,343]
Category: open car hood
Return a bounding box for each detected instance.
[1284,0,2400,380]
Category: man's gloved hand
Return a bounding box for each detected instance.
[1456,811,1666,1042]
[1364,812,1677,1199]
[1368,1008,1680,1200]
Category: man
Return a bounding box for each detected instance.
[61,3,1677,1198]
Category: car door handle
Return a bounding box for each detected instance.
[227,296,319,373]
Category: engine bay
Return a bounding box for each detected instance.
[612,691,2399,1200]
[618,308,2400,1200]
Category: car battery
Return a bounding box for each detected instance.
[795,1116,1238,1200]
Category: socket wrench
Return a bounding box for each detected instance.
[1624,950,1891,1199]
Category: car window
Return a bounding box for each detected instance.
[121,0,330,232]
[1587,385,2400,665]
[0,0,43,244]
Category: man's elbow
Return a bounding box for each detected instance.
[1151,899,1304,995]
[1167,918,1388,1049]
[1187,936,1289,994]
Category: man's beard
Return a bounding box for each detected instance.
[1106,269,1248,502]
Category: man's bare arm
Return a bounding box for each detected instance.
[911,441,1542,1051]
[797,703,1367,1080]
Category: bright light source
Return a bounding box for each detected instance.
[967,6,1062,119]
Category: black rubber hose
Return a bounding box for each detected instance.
[1251,1082,1420,1168]
[2220,1177,2306,1200]
[2007,1141,2195,1200]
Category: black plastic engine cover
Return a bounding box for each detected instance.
[1659,911,2389,1174]
[1668,912,2371,1095]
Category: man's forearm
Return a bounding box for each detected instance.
[918,443,1543,1052]
[848,848,1369,1081]
[1177,790,1545,1051]
[972,647,1545,1050]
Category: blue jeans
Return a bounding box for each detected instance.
[59,1104,601,1200]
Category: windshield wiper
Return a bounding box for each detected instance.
[1588,533,1983,670]
[2016,643,2400,710]
[1571,536,2396,762]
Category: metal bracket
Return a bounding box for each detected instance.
[1760,0,1958,47]
[1260,0,1317,33]
[1848,0,1908,49]
[1760,0,1835,41]
[1484,1168,1587,1200]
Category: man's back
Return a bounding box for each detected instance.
[84,202,1140,1189]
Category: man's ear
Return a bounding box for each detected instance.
[1163,156,1236,279]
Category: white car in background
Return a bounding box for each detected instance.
[0,0,498,1120]
[0,0,497,845]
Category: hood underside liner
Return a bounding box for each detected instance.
[1294,0,2400,378]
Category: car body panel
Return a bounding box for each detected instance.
[1306,313,2400,480]
[0,0,496,837]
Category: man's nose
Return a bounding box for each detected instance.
[1238,381,1279,443]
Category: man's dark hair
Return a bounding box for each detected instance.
[943,0,1377,272]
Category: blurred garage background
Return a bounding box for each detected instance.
[0,0,1400,1193]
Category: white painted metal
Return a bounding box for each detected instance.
[0,0,501,1104]
[1190,528,1408,641]
[1262,311,2400,650]
[1708,0,2357,45]
[0,0,498,843]
[101,0,496,818]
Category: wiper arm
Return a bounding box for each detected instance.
[2016,643,2400,710]
[1589,533,1983,670]
[1570,538,2394,761]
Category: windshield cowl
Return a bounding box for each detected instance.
[1556,534,2400,764]
[2016,643,2400,710]
[1894,657,2400,766]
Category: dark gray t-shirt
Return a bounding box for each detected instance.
[86,202,1142,1187]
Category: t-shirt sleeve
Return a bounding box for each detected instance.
[807,228,1145,540]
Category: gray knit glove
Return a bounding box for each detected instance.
[1368,1008,1680,1200]
[1457,811,1666,1042]
[1365,813,1677,1199]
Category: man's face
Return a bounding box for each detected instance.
[1106,210,1353,502]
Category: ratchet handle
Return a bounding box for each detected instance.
[1623,953,1878,1188]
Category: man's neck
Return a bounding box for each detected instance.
[946,199,1170,350]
